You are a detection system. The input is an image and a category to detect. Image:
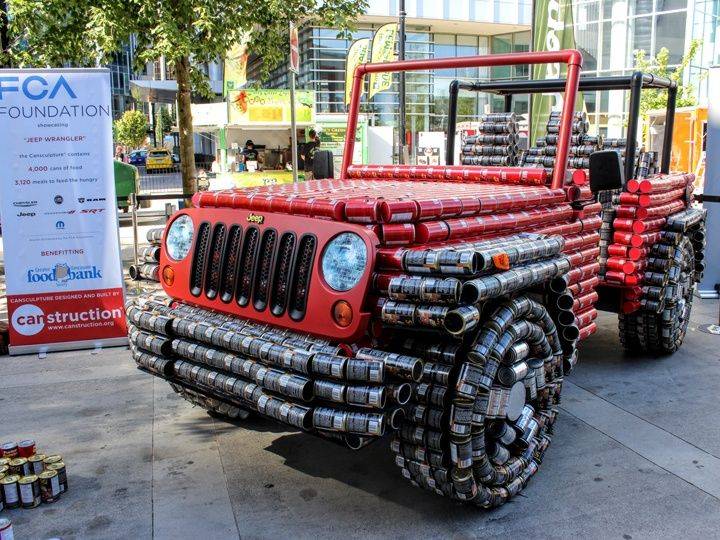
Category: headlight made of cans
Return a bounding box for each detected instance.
[321,232,367,292]
[165,214,194,261]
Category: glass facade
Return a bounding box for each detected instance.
[365,0,531,25]
[107,43,134,118]
[251,26,531,138]
[572,0,720,136]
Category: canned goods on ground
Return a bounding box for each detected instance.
[9,458,30,477]
[0,518,13,540]
[47,462,68,493]
[17,440,36,458]
[1,475,21,509]
[19,474,41,508]
[28,454,46,475]
[0,443,18,459]
[39,470,61,503]
[43,454,63,467]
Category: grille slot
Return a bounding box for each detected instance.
[236,227,260,307]
[204,223,227,300]
[270,233,296,316]
[289,234,316,321]
[253,229,277,311]
[219,226,243,303]
[190,222,211,296]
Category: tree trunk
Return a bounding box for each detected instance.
[175,55,196,205]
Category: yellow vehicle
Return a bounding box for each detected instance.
[145,148,175,173]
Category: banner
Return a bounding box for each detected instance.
[369,23,398,100]
[289,23,300,75]
[0,68,127,354]
[224,38,249,97]
[531,0,582,143]
[345,38,371,105]
[228,89,315,125]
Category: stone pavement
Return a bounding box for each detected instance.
[1,298,719,539]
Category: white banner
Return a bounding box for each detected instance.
[0,68,127,354]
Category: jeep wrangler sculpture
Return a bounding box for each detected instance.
[127,50,705,508]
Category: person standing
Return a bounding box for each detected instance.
[301,129,320,180]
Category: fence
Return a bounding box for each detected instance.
[137,159,214,194]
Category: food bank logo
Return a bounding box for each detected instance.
[26,263,102,286]
[0,75,77,100]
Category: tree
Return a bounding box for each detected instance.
[114,110,148,148]
[3,0,366,197]
[155,106,174,147]
[633,39,703,117]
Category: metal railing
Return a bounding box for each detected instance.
[136,160,214,194]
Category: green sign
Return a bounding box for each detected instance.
[531,0,583,143]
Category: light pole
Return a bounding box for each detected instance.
[398,0,407,164]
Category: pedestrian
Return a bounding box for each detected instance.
[301,129,320,180]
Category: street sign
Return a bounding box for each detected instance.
[289,23,300,75]
[0,68,127,354]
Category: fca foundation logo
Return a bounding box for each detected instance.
[0,75,77,100]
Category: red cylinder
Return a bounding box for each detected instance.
[416,221,450,243]
[381,223,416,246]
[578,322,598,340]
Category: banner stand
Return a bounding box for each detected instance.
[0,68,128,354]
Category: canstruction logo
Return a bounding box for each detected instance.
[26,263,102,287]
[11,303,123,336]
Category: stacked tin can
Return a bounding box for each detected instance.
[522,111,598,173]
[617,202,706,353]
[0,440,67,513]
[127,297,421,446]
[603,173,695,290]
[129,228,164,282]
[460,113,520,167]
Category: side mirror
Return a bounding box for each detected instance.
[589,150,624,193]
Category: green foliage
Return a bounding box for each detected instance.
[155,106,174,145]
[3,0,367,86]
[114,109,148,148]
[633,39,703,116]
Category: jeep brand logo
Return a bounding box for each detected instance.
[247,213,265,224]
[0,75,77,100]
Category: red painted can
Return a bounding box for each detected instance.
[0,442,18,459]
[17,440,35,458]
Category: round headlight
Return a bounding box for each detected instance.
[321,232,367,292]
[165,215,194,261]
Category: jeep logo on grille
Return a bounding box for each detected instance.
[247,213,264,224]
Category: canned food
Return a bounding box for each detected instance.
[46,462,67,493]
[1,475,21,509]
[18,475,41,508]
[17,440,36,458]
[28,454,46,475]
[0,443,18,459]
[9,458,30,477]
[38,469,62,504]
[0,518,13,540]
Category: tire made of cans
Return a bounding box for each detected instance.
[391,295,566,507]
[618,229,700,354]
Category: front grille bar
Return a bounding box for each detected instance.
[289,234,316,321]
[270,233,297,316]
[236,227,260,307]
[253,229,277,311]
[204,223,227,300]
[190,222,211,297]
[219,225,243,303]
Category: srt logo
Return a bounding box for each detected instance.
[0,75,77,100]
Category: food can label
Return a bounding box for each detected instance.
[2,485,18,504]
[19,483,34,503]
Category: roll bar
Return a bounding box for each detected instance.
[445,72,678,181]
[342,50,583,190]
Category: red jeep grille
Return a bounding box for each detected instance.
[189,223,316,321]
[219,225,243,303]
[190,222,211,296]
[204,223,227,300]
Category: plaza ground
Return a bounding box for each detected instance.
[1,275,719,538]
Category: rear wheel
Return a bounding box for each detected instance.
[619,235,697,354]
